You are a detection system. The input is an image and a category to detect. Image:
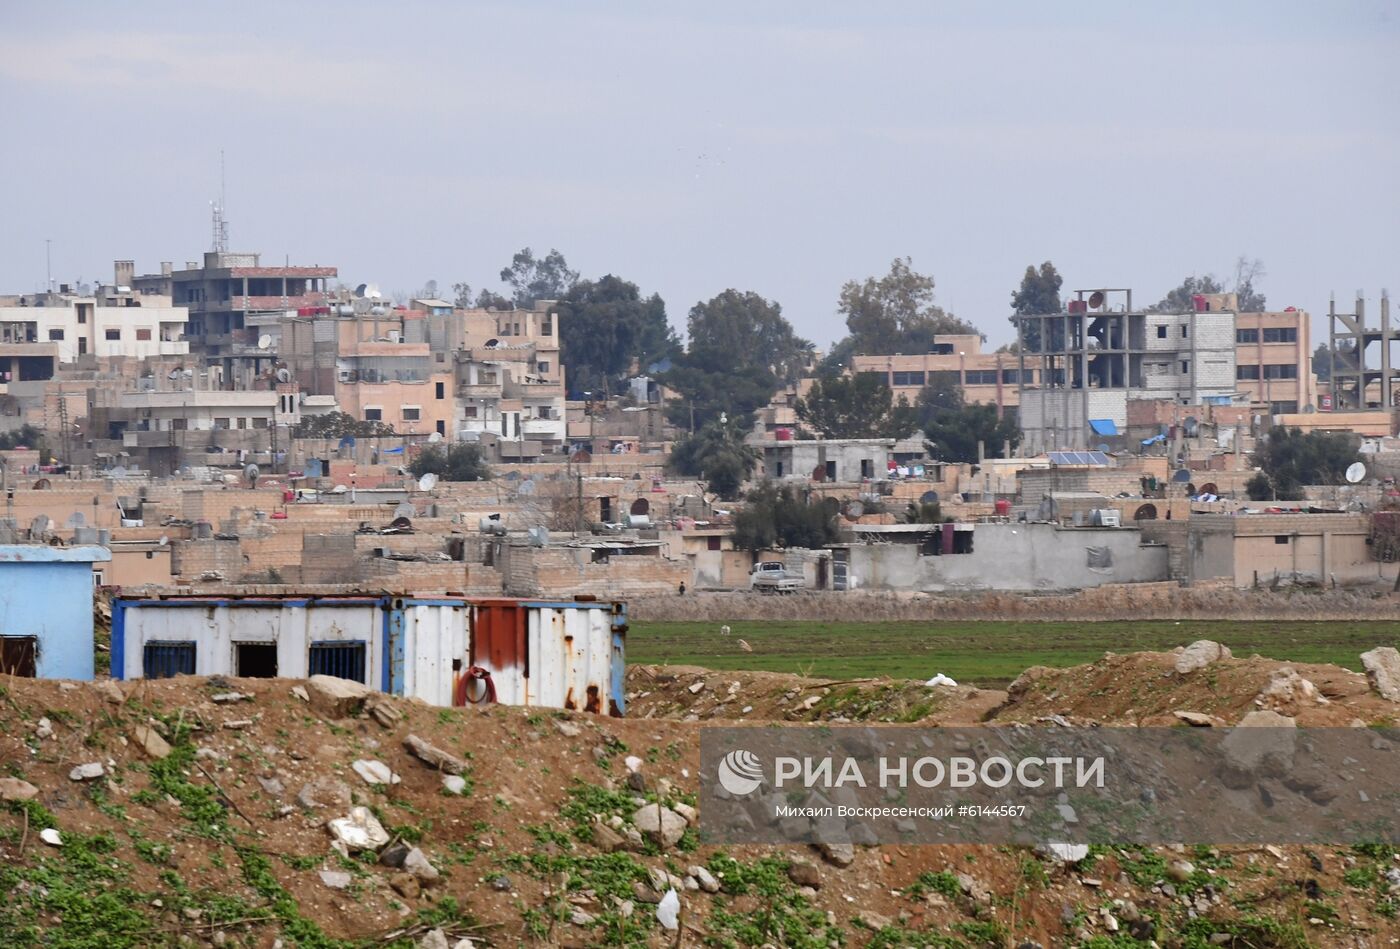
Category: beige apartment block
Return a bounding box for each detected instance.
[1232,308,1314,413]
[849,334,1027,415]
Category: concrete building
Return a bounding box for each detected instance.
[1232,305,1314,414]
[830,521,1168,592]
[1013,288,1237,452]
[850,334,1030,415]
[0,288,189,375]
[1328,291,1399,410]
[754,436,911,482]
[171,251,336,384]
[0,545,112,679]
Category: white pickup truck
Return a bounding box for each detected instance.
[749,561,803,594]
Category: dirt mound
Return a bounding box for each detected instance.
[627,663,1006,725]
[632,585,1400,623]
[1,665,1397,947]
[994,648,1400,727]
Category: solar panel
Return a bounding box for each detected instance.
[1048,450,1109,466]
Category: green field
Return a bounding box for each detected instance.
[627,619,1400,687]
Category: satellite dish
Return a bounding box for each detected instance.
[66,512,86,528]
[389,515,412,530]
[427,431,443,443]
[844,500,865,519]
[1303,404,1317,414]
[31,515,51,535]
[1133,503,1158,521]
[518,478,536,496]
[484,338,499,349]
[167,368,181,380]
[418,472,439,491]
[393,501,415,518]
[355,283,368,298]
[920,490,940,504]
[32,478,50,490]
[811,464,827,483]
[183,368,194,378]
[1088,290,1106,309]
[244,463,260,485]
[1198,482,1219,497]
[364,283,382,300]
[629,498,649,515]
[504,471,520,481]
[332,484,348,494]
[1096,443,1111,453]
[1171,468,1192,483]
[257,334,272,350]
[1346,462,1367,484]
[158,535,169,546]
[109,467,127,478]
[275,368,291,382]
[338,435,356,449]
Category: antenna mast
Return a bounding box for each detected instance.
[211,150,229,253]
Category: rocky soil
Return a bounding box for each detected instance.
[1,643,1399,948]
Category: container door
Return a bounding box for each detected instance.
[468,602,527,706]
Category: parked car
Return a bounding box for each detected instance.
[749,561,803,594]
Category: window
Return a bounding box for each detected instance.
[143,641,196,679]
[1263,364,1298,379]
[1001,369,1028,384]
[1181,361,1190,374]
[541,316,553,335]
[1236,364,1260,380]
[214,417,230,429]
[0,636,37,677]
[76,305,88,325]
[435,420,445,435]
[464,406,478,418]
[1270,400,1299,414]
[1181,325,1189,338]
[308,641,367,683]
[136,328,152,341]
[856,371,889,386]
[1236,328,1259,344]
[364,408,383,421]
[1263,327,1297,344]
[235,643,278,677]
[891,370,925,387]
[435,381,445,400]
[105,328,121,340]
[48,328,64,341]
[1274,535,1291,545]
[402,406,421,421]
[1156,325,1167,339]
[78,337,87,355]
[537,360,550,374]
[963,370,998,385]
[707,536,722,551]
[251,417,268,428]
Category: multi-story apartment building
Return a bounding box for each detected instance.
[849,334,1032,416]
[0,286,189,381]
[171,251,336,387]
[1011,288,1237,452]
[1231,306,1314,414]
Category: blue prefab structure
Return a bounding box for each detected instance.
[110,594,627,715]
[0,545,111,680]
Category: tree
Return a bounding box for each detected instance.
[0,424,44,452]
[828,258,982,367]
[1312,341,1358,383]
[500,247,579,308]
[556,274,677,397]
[1232,256,1267,312]
[684,290,812,384]
[915,384,1020,464]
[731,481,840,551]
[663,290,812,431]
[1009,261,1063,351]
[408,443,490,482]
[451,282,475,308]
[667,419,759,500]
[292,412,396,438]
[1011,261,1063,315]
[1247,427,1360,501]
[1149,274,1225,313]
[415,279,439,300]
[794,373,916,439]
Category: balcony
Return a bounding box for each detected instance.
[458,383,503,399]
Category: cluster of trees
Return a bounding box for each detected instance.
[407,442,490,483]
[1148,257,1267,313]
[0,424,45,451]
[731,483,840,552]
[1246,427,1360,501]
[291,412,396,439]
[666,418,758,500]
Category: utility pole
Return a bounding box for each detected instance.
[45,239,52,293]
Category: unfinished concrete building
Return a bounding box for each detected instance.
[1328,291,1398,411]
[1013,288,1237,452]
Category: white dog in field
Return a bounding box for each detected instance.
[720,625,731,636]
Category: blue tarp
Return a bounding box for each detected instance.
[381,446,405,455]
[1088,419,1118,436]
[1140,433,1166,446]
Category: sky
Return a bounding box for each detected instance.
[1,1,1397,351]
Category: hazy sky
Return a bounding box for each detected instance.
[2,2,1397,350]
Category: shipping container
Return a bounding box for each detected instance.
[110,594,626,715]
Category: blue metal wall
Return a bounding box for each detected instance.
[0,546,109,680]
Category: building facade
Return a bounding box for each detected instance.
[849,334,1029,415]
